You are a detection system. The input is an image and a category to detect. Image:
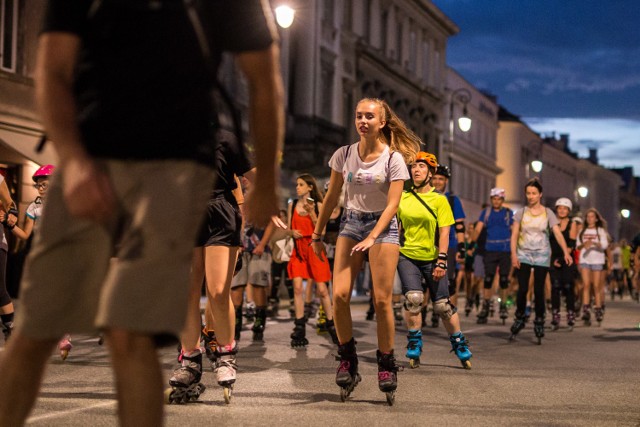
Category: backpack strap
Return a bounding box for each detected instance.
[410,189,438,222]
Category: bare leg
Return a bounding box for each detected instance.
[0,333,56,426]
[316,281,333,320]
[369,243,400,353]
[204,246,239,346]
[181,248,205,351]
[292,277,305,318]
[332,237,363,344]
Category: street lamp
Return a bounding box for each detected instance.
[448,88,472,194]
[531,160,543,173]
[621,209,631,219]
[275,5,295,28]
[577,186,589,198]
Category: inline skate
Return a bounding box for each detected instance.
[476,300,490,324]
[393,302,403,326]
[509,312,526,341]
[58,334,72,360]
[252,307,266,341]
[325,319,339,345]
[523,305,532,323]
[164,350,206,404]
[594,307,604,326]
[336,338,361,402]
[464,297,473,317]
[489,299,495,317]
[551,309,560,331]
[234,305,243,341]
[581,304,591,326]
[533,317,545,345]
[290,317,308,348]
[316,305,328,334]
[244,301,256,322]
[405,330,423,368]
[1,320,13,342]
[567,310,576,331]
[449,332,472,369]
[202,327,218,370]
[213,342,237,404]
[376,350,400,406]
[267,297,279,318]
[499,302,509,325]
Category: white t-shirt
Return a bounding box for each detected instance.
[611,246,623,270]
[328,142,409,213]
[577,227,609,266]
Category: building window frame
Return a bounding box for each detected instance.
[1,0,18,73]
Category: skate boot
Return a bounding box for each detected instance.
[244,302,256,322]
[594,307,604,326]
[464,297,473,317]
[405,330,423,369]
[288,300,295,318]
[476,300,490,324]
[489,299,495,317]
[1,321,13,342]
[290,317,309,348]
[499,303,509,325]
[533,317,545,345]
[58,334,73,360]
[164,350,206,404]
[393,302,403,326]
[376,350,400,406]
[213,342,237,404]
[365,308,375,321]
[523,305,532,323]
[252,307,266,341]
[567,310,576,331]
[474,293,481,310]
[582,304,591,326]
[335,338,361,401]
[267,297,279,318]
[325,319,339,345]
[234,305,243,341]
[551,309,560,331]
[316,305,328,334]
[509,312,526,341]
[303,302,313,321]
[202,327,218,370]
[449,331,472,369]
[431,311,440,328]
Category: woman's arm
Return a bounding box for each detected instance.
[510,221,521,269]
[10,216,34,241]
[311,170,344,259]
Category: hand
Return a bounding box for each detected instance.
[511,254,520,269]
[252,244,265,256]
[351,236,375,255]
[0,211,5,222]
[302,200,314,213]
[553,259,561,268]
[271,215,287,229]
[244,185,278,228]
[7,213,17,226]
[311,240,326,262]
[291,229,303,239]
[564,252,573,266]
[62,157,117,223]
[433,266,446,280]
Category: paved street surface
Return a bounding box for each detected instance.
[3,298,639,426]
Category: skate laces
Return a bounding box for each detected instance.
[378,371,393,381]
[337,360,351,373]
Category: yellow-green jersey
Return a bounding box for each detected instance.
[397,188,455,261]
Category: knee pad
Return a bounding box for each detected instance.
[484,274,495,290]
[433,299,455,320]
[499,275,510,290]
[403,290,424,314]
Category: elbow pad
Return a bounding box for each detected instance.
[454,222,465,234]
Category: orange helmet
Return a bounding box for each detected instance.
[414,151,438,168]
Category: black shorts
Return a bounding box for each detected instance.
[483,251,511,278]
[196,194,242,247]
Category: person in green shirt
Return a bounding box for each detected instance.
[396,152,472,369]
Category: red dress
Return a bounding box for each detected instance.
[287,206,332,282]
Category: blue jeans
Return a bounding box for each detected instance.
[338,210,399,245]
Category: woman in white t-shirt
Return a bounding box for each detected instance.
[576,208,609,326]
[311,98,419,403]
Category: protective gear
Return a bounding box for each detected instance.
[32,164,55,182]
[483,274,495,290]
[499,275,510,290]
[414,151,438,168]
[403,290,425,314]
[454,222,465,234]
[433,299,455,320]
[434,165,451,178]
[490,187,506,198]
[555,197,573,211]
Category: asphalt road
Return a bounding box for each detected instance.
[4,297,639,426]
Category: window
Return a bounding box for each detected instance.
[408,29,416,73]
[395,19,403,63]
[363,0,371,43]
[381,10,388,55]
[1,0,18,73]
[343,0,352,30]
[421,40,430,84]
[320,63,334,120]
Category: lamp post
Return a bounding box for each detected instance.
[447,88,472,194]
[274,5,295,28]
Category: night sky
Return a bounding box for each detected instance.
[432,0,640,173]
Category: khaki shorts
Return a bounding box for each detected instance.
[231,252,271,288]
[15,160,213,341]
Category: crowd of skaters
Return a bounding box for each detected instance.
[0,1,639,424]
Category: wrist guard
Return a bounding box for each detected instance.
[457,242,465,258]
[436,261,448,270]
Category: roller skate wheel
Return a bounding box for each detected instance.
[224,386,233,404]
[385,390,395,406]
[340,387,349,402]
[461,360,472,370]
[409,358,420,369]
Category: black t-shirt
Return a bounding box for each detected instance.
[211,129,252,198]
[41,0,276,166]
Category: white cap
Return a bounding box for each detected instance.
[490,188,506,198]
[555,197,573,210]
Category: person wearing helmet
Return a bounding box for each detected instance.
[549,198,578,330]
[473,188,513,325]
[0,174,18,343]
[431,164,466,307]
[9,165,55,243]
[395,152,472,369]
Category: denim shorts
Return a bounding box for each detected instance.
[579,263,604,272]
[338,210,399,245]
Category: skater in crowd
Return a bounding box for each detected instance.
[0,175,17,342]
[509,179,573,344]
[165,129,253,405]
[0,1,283,425]
[474,188,513,325]
[430,165,466,306]
[268,209,295,318]
[396,151,472,369]
[549,198,578,330]
[311,97,419,404]
[577,208,609,326]
[287,174,337,347]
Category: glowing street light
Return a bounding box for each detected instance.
[530,160,543,173]
[275,5,295,28]
[448,88,472,194]
[577,186,589,198]
[621,209,630,219]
